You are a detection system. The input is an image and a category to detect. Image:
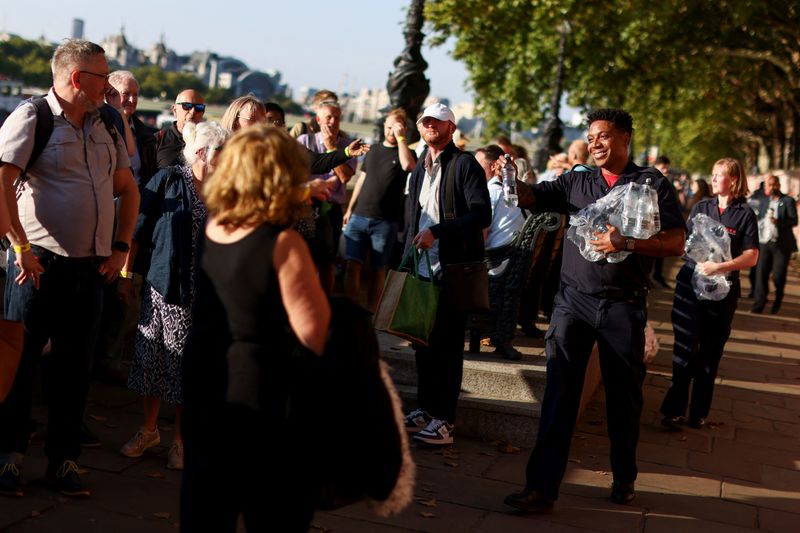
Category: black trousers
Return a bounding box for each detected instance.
[661,265,737,420]
[181,403,315,533]
[0,247,103,464]
[414,282,467,423]
[524,285,647,499]
[753,241,790,310]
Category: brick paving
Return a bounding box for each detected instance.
[2,257,799,532]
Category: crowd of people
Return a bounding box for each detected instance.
[0,38,797,529]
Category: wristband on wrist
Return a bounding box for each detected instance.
[344,146,351,158]
[12,243,31,254]
[301,186,312,201]
[396,136,406,143]
[325,148,336,153]
[119,270,133,279]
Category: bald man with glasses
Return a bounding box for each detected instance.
[155,89,206,168]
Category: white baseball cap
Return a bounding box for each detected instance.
[416,103,456,126]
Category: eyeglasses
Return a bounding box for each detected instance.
[177,102,206,112]
[79,70,110,81]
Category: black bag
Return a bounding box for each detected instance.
[441,153,490,312]
[292,297,414,515]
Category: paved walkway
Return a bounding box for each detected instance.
[2,258,799,532]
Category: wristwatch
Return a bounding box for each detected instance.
[112,240,130,253]
[625,238,636,251]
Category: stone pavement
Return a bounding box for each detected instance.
[2,257,799,532]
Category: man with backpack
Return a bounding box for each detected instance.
[0,39,139,498]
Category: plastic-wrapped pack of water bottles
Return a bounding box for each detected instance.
[567,179,661,263]
[684,213,732,301]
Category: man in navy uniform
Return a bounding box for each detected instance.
[505,108,685,511]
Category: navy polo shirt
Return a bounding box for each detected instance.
[533,161,685,294]
[684,197,759,283]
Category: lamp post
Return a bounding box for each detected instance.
[377,0,430,143]
[534,20,571,171]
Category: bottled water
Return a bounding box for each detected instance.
[621,184,639,236]
[646,178,661,234]
[634,186,653,238]
[501,155,518,207]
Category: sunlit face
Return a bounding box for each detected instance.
[236,106,267,131]
[587,120,630,171]
[384,115,404,144]
[75,53,110,111]
[420,117,454,149]
[173,90,205,131]
[711,164,734,196]
[112,78,139,117]
[316,105,341,135]
[654,163,670,177]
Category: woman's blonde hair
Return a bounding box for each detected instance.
[204,125,310,228]
[713,157,749,199]
[220,94,267,131]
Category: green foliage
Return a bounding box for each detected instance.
[0,37,54,87]
[425,0,800,171]
[130,66,206,100]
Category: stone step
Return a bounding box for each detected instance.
[394,384,541,447]
[381,344,548,404]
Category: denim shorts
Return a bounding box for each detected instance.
[343,214,398,268]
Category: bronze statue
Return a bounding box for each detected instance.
[380,0,430,143]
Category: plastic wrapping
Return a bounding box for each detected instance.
[501,155,518,207]
[567,180,661,263]
[684,213,732,301]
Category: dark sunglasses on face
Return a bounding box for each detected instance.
[177,102,206,112]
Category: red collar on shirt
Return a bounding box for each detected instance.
[601,168,621,188]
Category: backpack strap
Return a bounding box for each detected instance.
[24,96,55,175]
[442,151,463,222]
[98,104,122,147]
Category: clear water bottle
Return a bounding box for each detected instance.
[621,184,639,236]
[645,178,661,234]
[634,188,653,238]
[501,155,518,207]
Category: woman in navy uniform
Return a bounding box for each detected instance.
[661,157,759,430]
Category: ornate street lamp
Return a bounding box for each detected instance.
[534,20,572,171]
[377,0,430,143]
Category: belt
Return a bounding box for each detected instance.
[32,245,103,266]
[589,288,648,301]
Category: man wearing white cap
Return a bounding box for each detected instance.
[402,103,491,445]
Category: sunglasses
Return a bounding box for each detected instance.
[177,102,206,112]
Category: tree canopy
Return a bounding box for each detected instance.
[426,0,800,172]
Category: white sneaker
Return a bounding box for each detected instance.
[120,427,160,458]
[404,409,432,434]
[413,418,454,445]
[167,441,184,470]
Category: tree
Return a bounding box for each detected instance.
[425,0,800,172]
[0,37,54,87]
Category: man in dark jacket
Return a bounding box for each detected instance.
[505,108,686,511]
[156,89,205,168]
[402,103,491,446]
[751,174,798,314]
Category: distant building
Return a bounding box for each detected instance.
[99,28,285,99]
[71,19,84,40]
[340,88,390,123]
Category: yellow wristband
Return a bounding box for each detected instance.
[344,146,351,158]
[396,136,406,143]
[12,243,31,254]
[119,270,133,279]
[325,148,336,153]
[301,187,312,201]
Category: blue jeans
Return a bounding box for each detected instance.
[343,214,398,269]
[0,246,104,464]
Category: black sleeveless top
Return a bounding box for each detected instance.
[183,223,297,415]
